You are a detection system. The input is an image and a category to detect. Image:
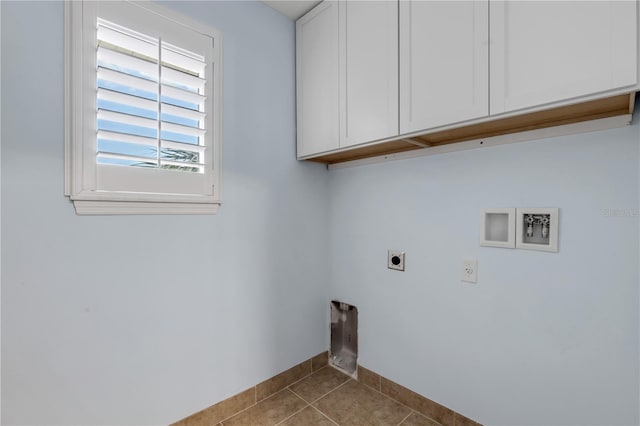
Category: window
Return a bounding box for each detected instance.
[65,1,222,215]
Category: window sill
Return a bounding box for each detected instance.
[71,200,220,215]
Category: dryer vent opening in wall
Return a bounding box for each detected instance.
[330,301,358,378]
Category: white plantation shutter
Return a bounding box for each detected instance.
[96,19,207,172]
[65,0,221,214]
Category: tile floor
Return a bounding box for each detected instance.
[219,366,441,426]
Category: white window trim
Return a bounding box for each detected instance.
[64,0,223,215]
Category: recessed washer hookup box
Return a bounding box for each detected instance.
[330,300,358,378]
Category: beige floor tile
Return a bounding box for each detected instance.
[289,366,351,403]
[223,389,306,426]
[256,361,312,401]
[400,412,441,426]
[381,378,454,426]
[278,406,336,426]
[313,379,411,426]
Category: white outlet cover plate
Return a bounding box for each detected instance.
[388,250,405,271]
[461,259,477,283]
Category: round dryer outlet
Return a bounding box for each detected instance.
[387,250,405,271]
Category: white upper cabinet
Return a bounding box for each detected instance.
[296,0,639,163]
[296,1,340,157]
[339,1,399,148]
[490,0,638,115]
[399,1,489,134]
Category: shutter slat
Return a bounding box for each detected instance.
[162,84,206,106]
[162,47,206,76]
[161,103,206,121]
[97,46,157,80]
[162,140,205,154]
[98,109,157,130]
[98,67,157,93]
[161,121,207,137]
[97,88,157,111]
[98,152,158,164]
[97,130,157,147]
[161,66,205,92]
[97,24,158,59]
[98,130,205,155]
[160,158,205,168]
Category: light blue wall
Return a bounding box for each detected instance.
[328,108,640,425]
[2,1,639,425]
[0,1,329,424]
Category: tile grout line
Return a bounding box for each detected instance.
[275,366,349,425]
[291,372,432,426]
[272,398,310,426]
[224,363,338,426]
[219,397,261,426]
[219,386,293,426]
[359,380,443,426]
[310,404,340,426]
[303,378,353,425]
[278,363,322,395]
[222,388,305,426]
[221,368,440,426]
[257,367,313,403]
[178,354,328,426]
[290,362,444,426]
[285,371,442,426]
[355,379,435,425]
[287,387,313,404]
[178,354,471,426]
[308,377,354,405]
[288,374,353,406]
[256,355,321,404]
[396,410,415,426]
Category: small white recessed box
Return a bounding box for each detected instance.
[516,208,559,252]
[480,208,515,248]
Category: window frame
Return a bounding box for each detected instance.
[64,0,222,215]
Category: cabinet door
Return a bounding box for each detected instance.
[339,1,398,148]
[296,2,340,157]
[490,0,638,115]
[399,1,489,134]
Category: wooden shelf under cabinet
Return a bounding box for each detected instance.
[305,93,636,165]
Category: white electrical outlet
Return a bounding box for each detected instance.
[461,259,477,283]
[388,250,405,271]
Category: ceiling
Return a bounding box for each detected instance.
[262,0,322,20]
